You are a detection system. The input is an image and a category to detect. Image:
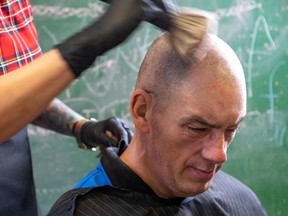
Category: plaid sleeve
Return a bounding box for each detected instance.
[0,0,42,75]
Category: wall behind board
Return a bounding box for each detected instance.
[29,0,288,215]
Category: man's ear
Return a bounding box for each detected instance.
[130,89,152,133]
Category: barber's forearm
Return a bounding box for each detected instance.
[0,49,75,143]
[33,98,84,136]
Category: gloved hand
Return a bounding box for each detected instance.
[101,0,176,30]
[56,0,145,77]
[73,117,133,150]
[142,0,177,30]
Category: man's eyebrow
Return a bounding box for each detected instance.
[179,116,246,128]
[179,116,219,128]
[228,117,245,128]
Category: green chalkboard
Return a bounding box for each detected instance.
[29,0,288,215]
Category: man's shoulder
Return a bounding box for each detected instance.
[48,172,267,216]
[48,186,183,216]
[47,187,92,216]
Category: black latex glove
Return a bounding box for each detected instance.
[56,0,145,77]
[142,0,176,30]
[80,117,133,149]
[101,0,176,30]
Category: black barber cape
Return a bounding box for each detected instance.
[48,147,267,216]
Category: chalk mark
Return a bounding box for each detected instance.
[247,15,277,97]
[32,3,104,19]
[260,61,286,123]
[215,1,261,20]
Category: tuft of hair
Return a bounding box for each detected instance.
[136,33,191,110]
[169,7,218,61]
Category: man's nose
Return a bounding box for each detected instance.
[201,132,228,165]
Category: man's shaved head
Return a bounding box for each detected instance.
[135,32,246,110]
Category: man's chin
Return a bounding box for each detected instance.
[178,180,213,197]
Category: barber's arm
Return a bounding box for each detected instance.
[33,98,132,149]
[0,0,173,143]
[0,0,144,143]
[0,50,73,143]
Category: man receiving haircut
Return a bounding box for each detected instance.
[48,33,267,216]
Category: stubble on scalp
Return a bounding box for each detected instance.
[135,32,246,112]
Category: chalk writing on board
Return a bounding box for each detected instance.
[267,61,286,123]
[260,61,287,147]
[247,15,277,98]
[32,3,103,18]
[215,0,261,19]
[32,2,262,22]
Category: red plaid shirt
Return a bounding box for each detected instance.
[0,0,41,75]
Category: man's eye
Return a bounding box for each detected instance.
[225,128,238,142]
[226,128,238,134]
[187,126,208,132]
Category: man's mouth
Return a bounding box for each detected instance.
[188,166,215,182]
